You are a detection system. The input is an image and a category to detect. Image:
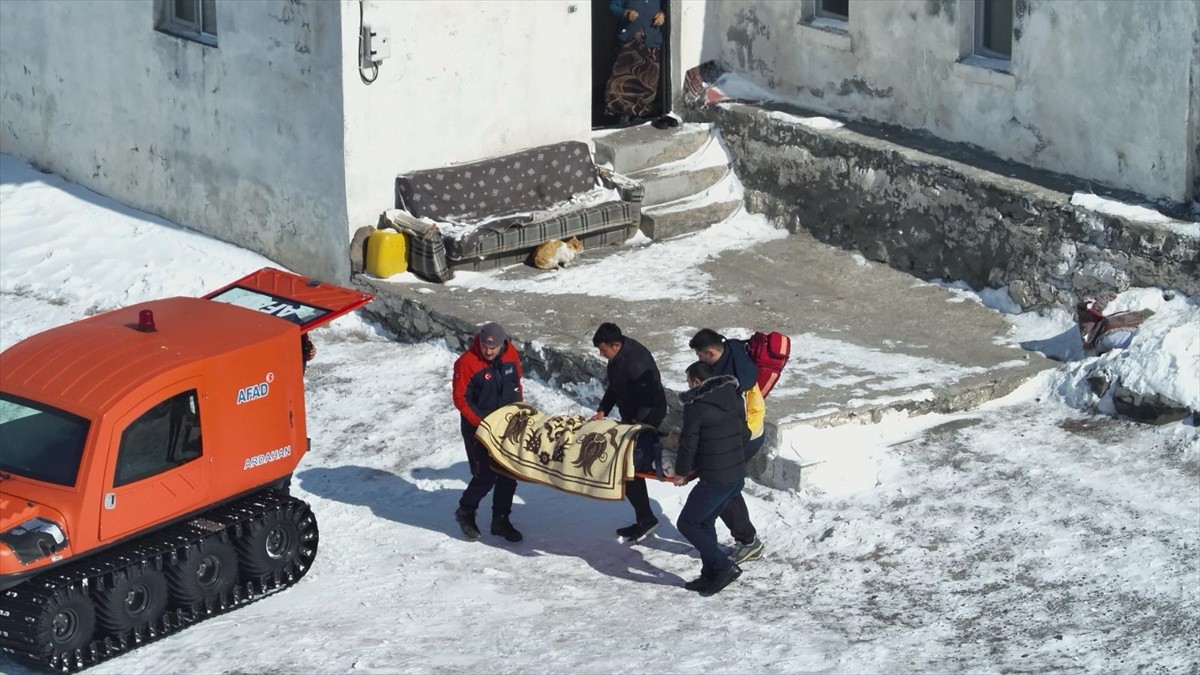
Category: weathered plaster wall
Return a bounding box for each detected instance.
[1191,8,1200,201]
[340,0,593,242]
[0,0,350,282]
[693,0,1197,203]
[674,1,719,101]
[698,103,1199,310]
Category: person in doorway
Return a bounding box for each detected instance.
[690,328,766,564]
[452,322,525,543]
[591,322,668,542]
[673,361,749,595]
[603,0,665,127]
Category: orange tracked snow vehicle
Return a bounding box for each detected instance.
[0,268,372,672]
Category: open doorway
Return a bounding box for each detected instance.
[591,0,671,129]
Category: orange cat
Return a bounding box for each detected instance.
[532,236,583,270]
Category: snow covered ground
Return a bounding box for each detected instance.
[2,154,1198,673]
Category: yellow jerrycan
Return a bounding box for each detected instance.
[366,228,408,277]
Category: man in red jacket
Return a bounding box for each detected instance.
[452,322,525,543]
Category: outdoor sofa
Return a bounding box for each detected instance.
[383,140,643,282]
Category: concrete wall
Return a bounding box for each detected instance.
[1191,8,1200,201]
[0,0,350,282]
[340,0,593,242]
[685,0,1198,203]
[0,1,594,283]
[699,103,1199,310]
[673,0,718,104]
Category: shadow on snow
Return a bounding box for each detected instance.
[298,463,690,587]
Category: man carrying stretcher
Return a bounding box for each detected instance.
[589,322,668,543]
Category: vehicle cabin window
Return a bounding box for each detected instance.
[0,395,90,487]
[114,390,203,487]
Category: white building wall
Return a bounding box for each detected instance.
[340,0,593,239]
[0,1,352,282]
[674,0,719,95]
[1191,7,1200,201]
[680,0,1198,203]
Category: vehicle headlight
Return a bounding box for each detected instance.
[1,517,68,565]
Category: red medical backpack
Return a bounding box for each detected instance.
[747,331,791,398]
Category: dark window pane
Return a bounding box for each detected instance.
[174,0,198,25]
[982,0,1013,57]
[819,0,849,20]
[114,390,202,487]
[201,0,216,34]
[0,394,90,487]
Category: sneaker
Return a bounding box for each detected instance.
[490,514,523,543]
[616,519,659,543]
[732,537,764,564]
[699,564,742,597]
[455,506,481,541]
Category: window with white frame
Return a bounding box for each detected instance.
[975,0,1012,60]
[816,0,849,22]
[157,0,217,47]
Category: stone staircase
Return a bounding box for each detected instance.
[592,123,743,240]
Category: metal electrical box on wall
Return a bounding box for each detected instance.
[360,24,391,69]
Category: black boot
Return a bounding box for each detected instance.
[699,564,742,596]
[455,506,481,541]
[615,518,659,543]
[490,514,523,543]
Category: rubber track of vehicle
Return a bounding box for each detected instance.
[0,490,316,673]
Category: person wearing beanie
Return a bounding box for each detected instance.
[451,321,525,543]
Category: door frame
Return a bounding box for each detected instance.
[592,0,674,128]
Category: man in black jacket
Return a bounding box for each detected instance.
[690,328,765,564]
[673,360,748,596]
[591,322,667,542]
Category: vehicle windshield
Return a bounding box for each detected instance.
[0,393,90,487]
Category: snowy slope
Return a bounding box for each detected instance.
[1,155,1197,674]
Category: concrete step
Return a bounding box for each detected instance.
[632,164,731,207]
[639,170,744,240]
[641,198,742,240]
[627,133,734,207]
[592,123,711,174]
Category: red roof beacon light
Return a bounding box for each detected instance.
[137,309,157,332]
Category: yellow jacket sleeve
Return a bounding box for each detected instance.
[745,384,765,439]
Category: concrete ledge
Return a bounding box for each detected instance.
[353,279,609,388]
[690,102,1199,311]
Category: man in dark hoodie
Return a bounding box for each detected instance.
[690,328,766,565]
[591,322,668,543]
[452,322,524,543]
[673,360,749,595]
